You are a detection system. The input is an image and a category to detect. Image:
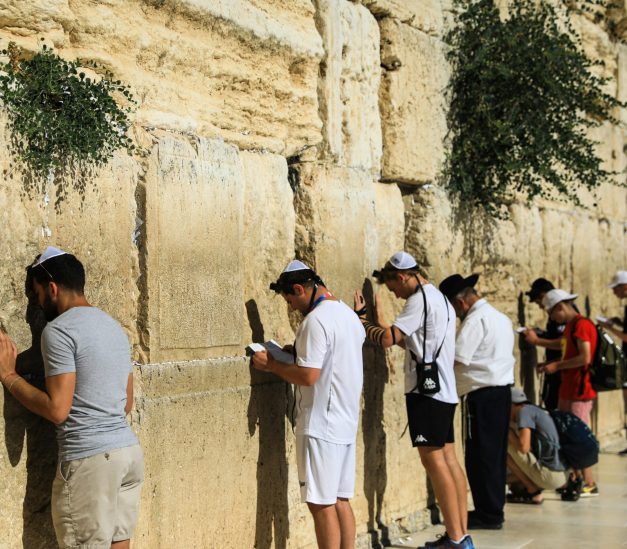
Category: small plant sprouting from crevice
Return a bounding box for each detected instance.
[0,40,137,206]
[443,0,626,220]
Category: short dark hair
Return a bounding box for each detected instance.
[29,253,86,294]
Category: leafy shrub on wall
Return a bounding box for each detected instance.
[443,0,625,218]
[0,41,136,203]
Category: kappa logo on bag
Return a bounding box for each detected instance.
[423,377,437,391]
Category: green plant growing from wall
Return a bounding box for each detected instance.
[443,0,626,219]
[0,41,136,203]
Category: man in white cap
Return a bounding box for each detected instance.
[438,273,514,531]
[598,270,627,455]
[252,260,365,549]
[506,387,567,504]
[536,288,598,496]
[354,253,473,549]
[0,247,143,549]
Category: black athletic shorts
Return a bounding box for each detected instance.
[405,393,457,448]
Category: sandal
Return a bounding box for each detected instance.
[507,489,543,505]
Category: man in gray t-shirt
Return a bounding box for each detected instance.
[507,387,567,504]
[0,247,143,549]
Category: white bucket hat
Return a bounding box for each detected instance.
[608,271,627,289]
[542,288,577,311]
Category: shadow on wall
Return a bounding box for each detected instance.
[3,267,57,548]
[517,292,537,403]
[245,299,293,549]
[360,279,390,548]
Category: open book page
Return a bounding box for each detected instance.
[246,340,294,364]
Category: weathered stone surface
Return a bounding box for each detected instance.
[134,357,295,548]
[143,136,244,362]
[316,0,382,173]
[379,18,449,184]
[0,0,324,156]
[240,150,296,344]
[362,0,443,36]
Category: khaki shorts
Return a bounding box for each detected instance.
[508,445,567,490]
[52,444,144,548]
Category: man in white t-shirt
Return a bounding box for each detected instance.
[252,260,365,549]
[354,252,473,549]
[439,274,514,531]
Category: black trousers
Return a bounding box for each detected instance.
[465,385,511,525]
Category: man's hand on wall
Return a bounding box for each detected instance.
[0,331,18,383]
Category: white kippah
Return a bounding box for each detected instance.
[282,260,311,273]
[33,246,68,266]
[388,251,417,270]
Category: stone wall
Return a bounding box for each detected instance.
[0,1,625,547]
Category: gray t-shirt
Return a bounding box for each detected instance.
[518,404,565,472]
[41,306,138,461]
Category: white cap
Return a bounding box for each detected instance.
[282,260,311,273]
[388,251,417,270]
[542,289,578,311]
[33,246,67,266]
[511,387,529,404]
[608,271,627,289]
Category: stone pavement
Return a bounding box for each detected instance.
[389,449,627,549]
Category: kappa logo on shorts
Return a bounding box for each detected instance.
[415,434,428,443]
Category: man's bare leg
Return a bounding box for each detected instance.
[308,502,341,549]
[418,446,464,541]
[111,540,129,549]
[443,443,468,534]
[335,498,356,549]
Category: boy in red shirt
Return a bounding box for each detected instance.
[537,289,598,497]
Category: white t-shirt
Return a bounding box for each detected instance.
[393,284,458,404]
[294,299,366,444]
[454,298,515,396]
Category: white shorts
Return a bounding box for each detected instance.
[296,435,356,505]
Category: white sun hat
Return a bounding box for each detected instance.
[542,288,578,311]
[608,271,627,289]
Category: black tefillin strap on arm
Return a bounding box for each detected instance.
[356,303,397,346]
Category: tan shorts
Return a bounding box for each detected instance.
[52,444,144,548]
[508,445,567,490]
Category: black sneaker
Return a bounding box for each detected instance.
[467,511,503,530]
[561,475,583,501]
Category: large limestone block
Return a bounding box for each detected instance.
[403,186,465,283]
[0,0,73,43]
[362,0,443,36]
[134,357,295,548]
[143,136,244,362]
[0,125,138,548]
[379,18,449,184]
[316,0,383,173]
[0,0,324,155]
[294,163,379,302]
[240,151,296,344]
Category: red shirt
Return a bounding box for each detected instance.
[559,315,597,401]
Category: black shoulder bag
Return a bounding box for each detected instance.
[408,284,450,396]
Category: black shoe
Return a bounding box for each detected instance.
[560,475,583,502]
[619,447,627,455]
[467,512,503,530]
